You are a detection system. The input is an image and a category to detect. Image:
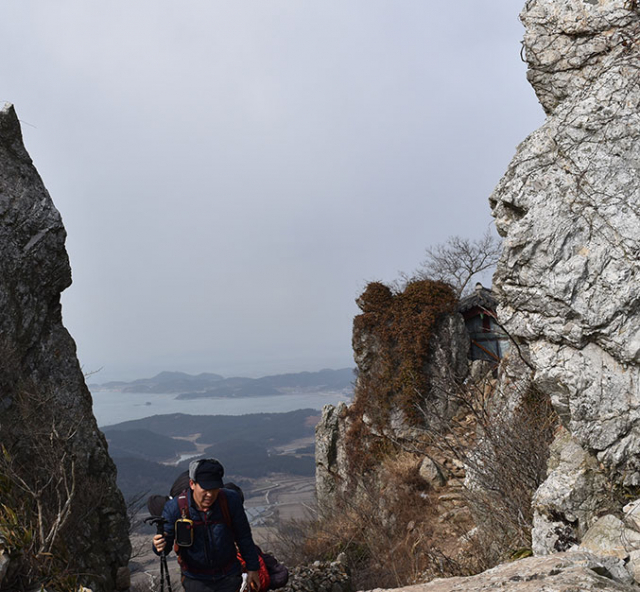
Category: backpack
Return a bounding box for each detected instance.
[259,547,289,590]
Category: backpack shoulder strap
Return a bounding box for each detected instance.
[218,489,236,538]
[177,489,190,518]
[218,489,232,528]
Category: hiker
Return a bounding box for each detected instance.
[152,458,261,592]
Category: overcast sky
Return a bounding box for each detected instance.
[1,2,544,382]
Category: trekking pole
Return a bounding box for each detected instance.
[160,551,172,592]
[145,515,173,592]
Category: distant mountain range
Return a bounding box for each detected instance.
[90,367,355,399]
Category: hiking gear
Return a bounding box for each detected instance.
[237,551,270,591]
[260,550,289,590]
[159,548,173,592]
[145,515,174,592]
[175,489,237,575]
[148,494,170,517]
[175,514,195,547]
[158,487,260,582]
[189,458,225,490]
[223,482,245,504]
[171,470,190,498]
[239,573,248,592]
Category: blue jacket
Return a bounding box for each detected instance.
[155,488,260,580]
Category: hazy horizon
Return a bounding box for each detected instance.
[89,365,355,385]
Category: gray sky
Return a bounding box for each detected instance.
[1,2,544,382]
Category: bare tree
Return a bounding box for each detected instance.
[410,231,501,297]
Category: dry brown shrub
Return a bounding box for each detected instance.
[418,358,558,571]
[274,446,467,590]
[278,359,557,587]
[0,347,95,591]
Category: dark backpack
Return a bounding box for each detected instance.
[170,470,190,498]
[259,547,289,589]
[147,494,170,518]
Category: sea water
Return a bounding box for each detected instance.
[92,389,351,428]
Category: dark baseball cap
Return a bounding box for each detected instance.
[191,459,225,490]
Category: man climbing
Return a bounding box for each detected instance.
[153,458,261,592]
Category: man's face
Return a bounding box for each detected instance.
[190,480,220,510]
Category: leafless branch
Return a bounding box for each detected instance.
[407,230,501,297]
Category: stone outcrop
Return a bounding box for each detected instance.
[365,552,637,592]
[490,0,640,563]
[0,103,130,591]
[530,426,607,555]
[315,281,469,508]
[281,558,352,592]
[315,401,349,508]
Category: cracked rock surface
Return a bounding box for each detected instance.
[0,103,130,591]
[365,552,637,592]
[490,0,640,553]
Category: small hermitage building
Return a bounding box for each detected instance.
[458,283,509,362]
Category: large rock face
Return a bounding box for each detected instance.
[490,0,640,554]
[0,103,130,591]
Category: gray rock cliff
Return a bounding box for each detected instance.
[315,281,469,509]
[490,0,640,561]
[0,103,130,591]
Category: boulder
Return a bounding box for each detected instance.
[624,499,640,533]
[579,514,640,560]
[419,456,446,488]
[531,427,607,555]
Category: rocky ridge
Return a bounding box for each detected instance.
[315,280,470,511]
[0,103,130,591]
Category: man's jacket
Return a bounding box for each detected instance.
[156,487,260,581]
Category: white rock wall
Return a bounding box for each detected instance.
[490,0,640,553]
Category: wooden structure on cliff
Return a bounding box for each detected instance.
[458,283,508,362]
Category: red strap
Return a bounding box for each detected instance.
[237,552,270,591]
[177,490,189,517]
